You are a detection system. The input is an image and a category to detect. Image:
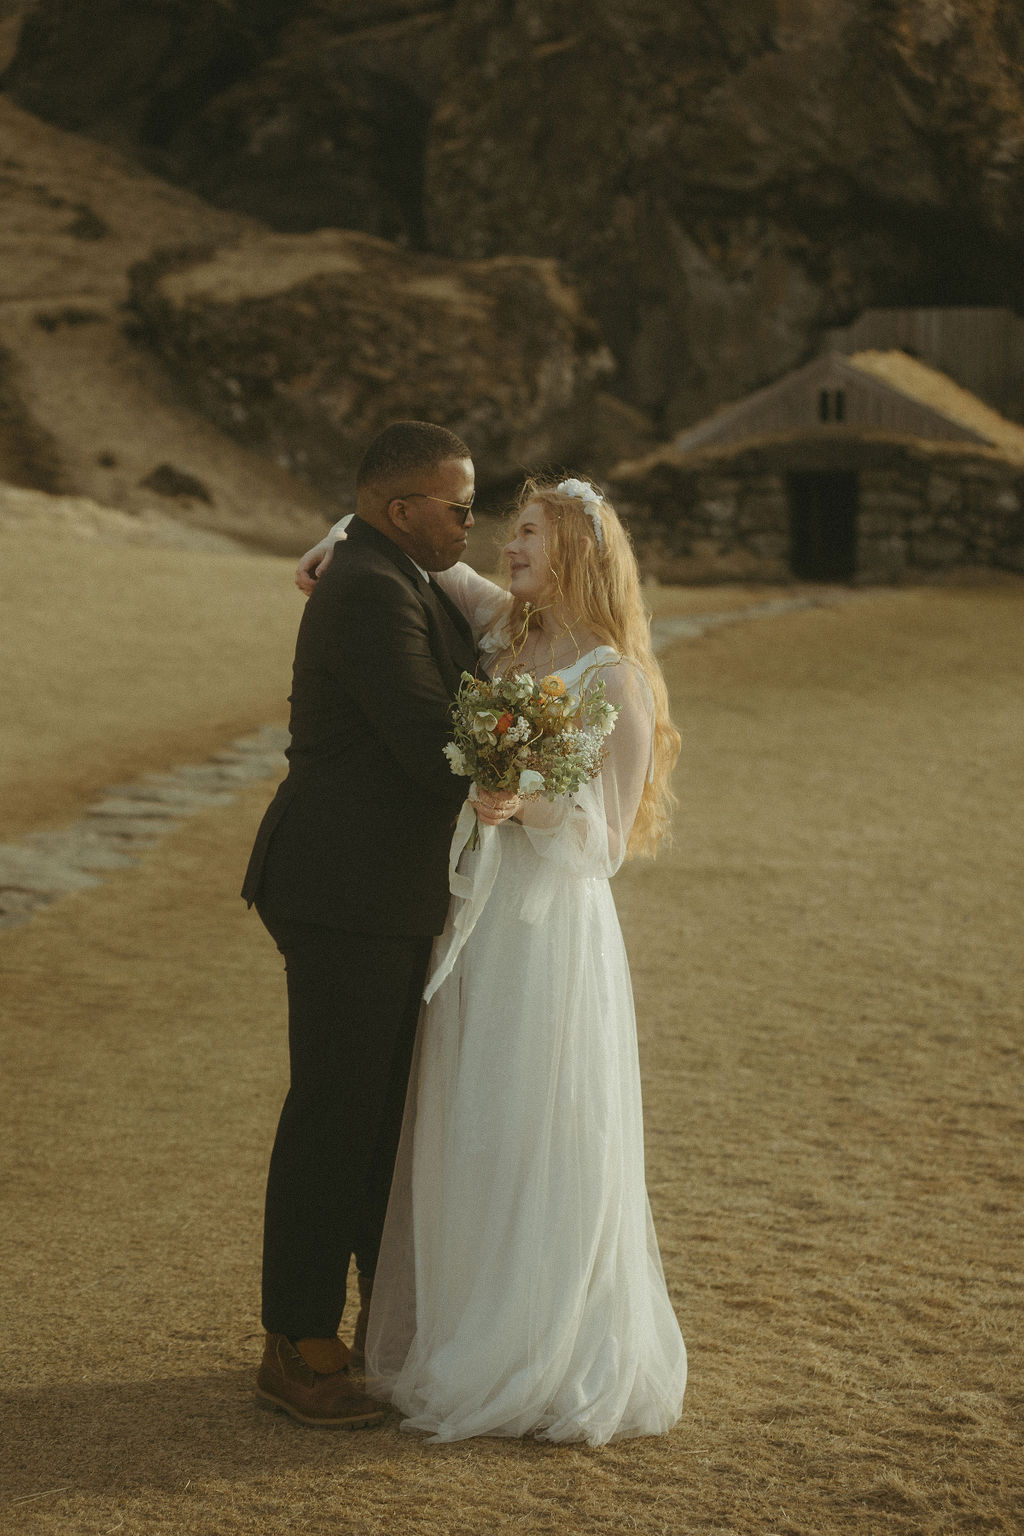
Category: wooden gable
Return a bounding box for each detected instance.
[673,352,997,455]
[823,307,1024,421]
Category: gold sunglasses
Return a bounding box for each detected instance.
[397,492,475,525]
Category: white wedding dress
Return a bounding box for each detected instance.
[365,564,686,1444]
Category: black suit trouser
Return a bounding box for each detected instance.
[257,904,432,1338]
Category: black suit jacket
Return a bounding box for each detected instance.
[241,517,475,934]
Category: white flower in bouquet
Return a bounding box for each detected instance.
[505,716,532,745]
[518,768,545,795]
[592,699,619,735]
[444,742,467,774]
[471,710,503,745]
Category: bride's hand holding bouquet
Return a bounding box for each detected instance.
[473,786,521,827]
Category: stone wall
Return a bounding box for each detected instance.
[608,439,1024,584]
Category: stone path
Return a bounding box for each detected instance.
[0,726,289,930]
[0,588,876,929]
[647,587,875,645]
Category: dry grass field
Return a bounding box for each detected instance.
[0,523,301,838]
[1,530,1021,1534]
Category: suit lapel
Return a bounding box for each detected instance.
[417,576,477,679]
[345,517,476,679]
[424,577,475,651]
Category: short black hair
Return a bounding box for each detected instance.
[356,420,472,490]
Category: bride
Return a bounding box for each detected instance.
[309,476,685,1444]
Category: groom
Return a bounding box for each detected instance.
[242,420,477,1427]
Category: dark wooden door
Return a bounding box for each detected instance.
[788,471,859,580]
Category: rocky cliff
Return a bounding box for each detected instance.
[129,229,616,495]
[0,94,335,549]
[8,0,1024,441]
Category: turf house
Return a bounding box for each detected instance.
[611,351,1024,584]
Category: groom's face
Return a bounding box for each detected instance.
[390,457,476,572]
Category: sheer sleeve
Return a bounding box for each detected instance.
[433,563,511,646]
[517,658,653,879]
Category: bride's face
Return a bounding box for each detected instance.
[505,503,555,604]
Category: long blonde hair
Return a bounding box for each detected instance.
[504,477,680,857]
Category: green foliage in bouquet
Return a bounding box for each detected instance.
[444,667,619,801]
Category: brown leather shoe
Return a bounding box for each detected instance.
[256,1333,384,1428]
[349,1274,374,1372]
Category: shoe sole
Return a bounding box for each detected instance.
[255,1386,384,1429]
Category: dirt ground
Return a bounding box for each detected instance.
[1,554,1021,1534]
[0,514,788,841]
[0,524,300,838]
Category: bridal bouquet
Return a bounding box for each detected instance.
[444,667,619,804]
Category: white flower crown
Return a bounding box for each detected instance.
[555,478,605,551]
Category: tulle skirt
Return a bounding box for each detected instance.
[366,825,686,1444]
